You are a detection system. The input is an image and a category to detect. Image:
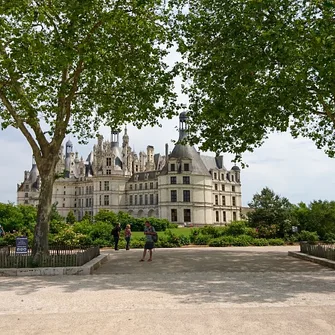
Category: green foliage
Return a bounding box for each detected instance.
[0,203,36,233]
[226,221,248,236]
[66,210,76,224]
[298,230,319,243]
[267,238,285,246]
[248,187,294,238]
[94,210,118,224]
[324,233,335,244]
[176,0,335,160]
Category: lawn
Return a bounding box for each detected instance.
[131,228,192,239]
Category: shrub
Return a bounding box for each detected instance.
[231,235,254,246]
[193,234,211,245]
[252,238,269,246]
[298,230,319,243]
[226,221,248,236]
[324,233,335,244]
[267,238,285,246]
[167,222,179,229]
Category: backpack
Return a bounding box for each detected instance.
[152,231,158,243]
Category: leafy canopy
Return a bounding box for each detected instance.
[0,0,178,165]
[176,0,335,161]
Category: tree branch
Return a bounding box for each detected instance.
[0,91,41,162]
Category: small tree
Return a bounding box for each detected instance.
[248,187,294,238]
[66,210,76,225]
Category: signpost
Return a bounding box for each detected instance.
[15,237,28,255]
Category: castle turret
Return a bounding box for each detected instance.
[146,145,155,171]
[65,139,73,178]
[178,111,189,141]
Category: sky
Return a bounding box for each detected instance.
[1,116,335,207]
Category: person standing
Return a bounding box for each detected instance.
[111,223,121,251]
[140,221,155,262]
[125,224,132,250]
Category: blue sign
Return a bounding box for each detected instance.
[16,237,28,254]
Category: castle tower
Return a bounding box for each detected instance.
[146,145,155,171]
[64,139,73,178]
[122,127,129,173]
[178,111,189,141]
[111,128,119,148]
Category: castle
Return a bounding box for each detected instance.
[17,113,242,225]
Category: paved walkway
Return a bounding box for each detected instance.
[1,246,334,335]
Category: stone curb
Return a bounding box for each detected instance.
[0,254,109,277]
[288,251,335,270]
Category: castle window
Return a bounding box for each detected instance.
[221,173,225,180]
[223,211,226,222]
[104,195,109,206]
[222,184,225,191]
[232,196,236,206]
[64,191,66,195]
[129,184,133,190]
[184,163,190,172]
[150,194,154,205]
[63,203,65,207]
[145,183,148,190]
[184,209,191,222]
[135,184,137,190]
[135,195,138,205]
[156,194,159,204]
[129,195,133,205]
[24,200,28,204]
[213,172,217,179]
[156,182,158,188]
[86,198,89,207]
[170,163,176,172]
[25,185,29,191]
[106,169,111,175]
[214,184,218,190]
[232,186,235,192]
[171,190,177,202]
[233,211,237,221]
[99,195,102,206]
[140,183,143,190]
[183,190,190,202]
[106,157,111,166]
[232,175,235,182]
[139,195,143,205]
[170,176,177,184]
[183,176,190,184]
[150,182,153,189]
[215,195,218,205]
[222,196,226,206]
[86,186,89,194]
[215,211,219,222]
[99,182,102,191]
[25,193,28,198]
[104,181,109,191]
[145,194,148,205]
[171,209,177,222]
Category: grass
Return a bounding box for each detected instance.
[131,228,192,239]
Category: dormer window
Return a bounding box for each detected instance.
[184,163,190,172]
[106,157,111,166]
[170,163,176,172]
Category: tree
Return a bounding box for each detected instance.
[176,0,335,161]
[0,1,178,263]
[247,187,294,238]
[66,210,76,224]
[292,200,335,239]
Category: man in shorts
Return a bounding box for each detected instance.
[140,221,155,262]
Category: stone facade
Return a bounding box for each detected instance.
[17,114,242,225]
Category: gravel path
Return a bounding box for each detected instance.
[0,246,334,334]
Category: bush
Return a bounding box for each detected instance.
[267,238,285,246]
[298,230,319,243]
[324,233,335,244]
[252,238,269,246]
[193,234,211,245]
[226,221,248,236]
[231,235,254,246]
[167,222,179,229]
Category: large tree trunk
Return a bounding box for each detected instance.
[32,158,57,265]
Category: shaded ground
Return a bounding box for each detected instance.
[0,246,334,334]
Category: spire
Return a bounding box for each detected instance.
[178,112,189,141]
[111,127,120,148]
[122,126,129,147]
